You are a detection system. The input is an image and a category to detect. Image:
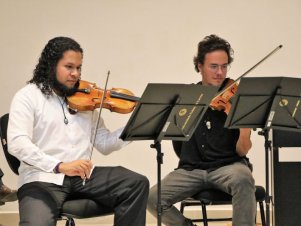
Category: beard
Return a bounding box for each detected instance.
[52,77,80,97]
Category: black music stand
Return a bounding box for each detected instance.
[120,83,218,226]
[225,76,301,226]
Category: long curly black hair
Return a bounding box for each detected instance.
[193,34,234,72]
[28,37,83,96]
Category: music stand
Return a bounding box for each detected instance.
[225,76,301,226]
[120,83,218,226]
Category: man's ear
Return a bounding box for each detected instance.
[197,63,203,72]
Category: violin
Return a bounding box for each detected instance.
[210,78,238,115]
[67,80,140,114]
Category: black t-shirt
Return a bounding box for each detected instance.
[173,107,243,170]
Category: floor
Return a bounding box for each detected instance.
[0,214,262,226]
[0,222,234,226]
[0,213,263,226]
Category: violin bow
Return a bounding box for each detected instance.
[82,71,110,186]
[89,71,110,160]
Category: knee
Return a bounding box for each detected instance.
[147,185,157,212]
[138,175,150,191]
[240,172,255,187]
[130,173,149,194]
[119,166,149,190]
[231,172,255,194]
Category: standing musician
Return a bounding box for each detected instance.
[147,34,256,226]
[7,36,149,226]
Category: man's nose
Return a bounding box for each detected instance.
[70,68,81,77]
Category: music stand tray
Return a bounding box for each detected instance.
[120,83,218,226]
[224,76,301,226]
[225,76,301,132]
[120,83,218,142]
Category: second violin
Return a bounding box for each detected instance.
[210,78,238,115]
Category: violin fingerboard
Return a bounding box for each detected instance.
[110,91,140,102]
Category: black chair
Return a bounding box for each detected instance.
[0,113,113,226]
[180,185,266,226]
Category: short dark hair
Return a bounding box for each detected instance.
[193,34,234,72]
[28,37,83,96]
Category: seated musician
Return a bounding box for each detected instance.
[147,34,255,226]
[7,36,149,226]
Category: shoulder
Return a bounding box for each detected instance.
[14,83,45,99]
[11,83,48,109]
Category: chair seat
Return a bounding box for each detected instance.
[180,185,266,226]
[61,199,113,219]
[193,185,266,204]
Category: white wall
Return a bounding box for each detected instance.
[1,0,301,212]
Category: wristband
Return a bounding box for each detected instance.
[53,162,62,174]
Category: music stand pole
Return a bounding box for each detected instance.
[260,86,283,226]
[150,97,180,226]
[150,141,163,226]
[258,128,273,226]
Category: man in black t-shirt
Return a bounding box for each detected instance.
[147,35,256,226]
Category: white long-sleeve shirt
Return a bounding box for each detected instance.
[8,83,128,188]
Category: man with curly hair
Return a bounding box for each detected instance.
[7,36,149,226]
[147,35,256,226]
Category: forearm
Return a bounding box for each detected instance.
[95,126,129,155]
[236,128,252,156]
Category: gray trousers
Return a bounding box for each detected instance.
[18,166,149,226]
[148,161,256,226]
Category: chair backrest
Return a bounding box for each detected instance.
[0,113,20,175]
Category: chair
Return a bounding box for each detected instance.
[180,186,266,226]
[0,113,113,226]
